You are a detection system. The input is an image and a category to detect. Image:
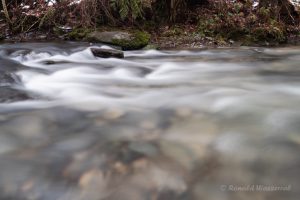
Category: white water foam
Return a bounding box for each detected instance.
[1,46,297,114]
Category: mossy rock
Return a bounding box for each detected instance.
[226,25,287,46]
[67,28,93,40]
[112,31,150,50]
[142,44,158,50]
[87,30,150,50]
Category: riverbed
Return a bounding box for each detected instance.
[0,42,299,200]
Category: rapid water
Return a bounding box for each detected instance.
[0,42,299,200]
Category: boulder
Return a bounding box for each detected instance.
[0,58,30,102]
[89,31,132,43]
[0,71,30,102]
[0,72,18,85]
[91,48,124,59]
[87,31,150,50]
[0,57,27,84]
[0,57,27,71]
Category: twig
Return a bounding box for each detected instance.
[1,0,12,24]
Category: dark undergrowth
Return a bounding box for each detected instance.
[0,0,300,45]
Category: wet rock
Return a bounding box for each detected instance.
[79,169,108,200]
[0,56,28,99]
[79,169,105,189]
[88,31,131,43]
[175,107,193,118]
[0,72,18,85]
[67,28,92,40]
[113,161,129,175]
[132,158,148,170]
[87,31,150,50]
[42,60,71,65]
[159,141,200,170]
[0,87,30,102]
[129,142,158,157]
[102,107,125,119]
[132,164,187,194]
[142,44,158,50]
[90,48,124,59]
[0,57,27,72]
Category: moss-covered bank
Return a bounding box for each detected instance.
[65,28,150,50]
[1,0,300,48]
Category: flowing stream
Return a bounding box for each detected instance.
[0,42,299,200]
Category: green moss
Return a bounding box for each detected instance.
[197,18,217,37]
[161,26,184,37]
[239,35,254,46]
[67,28,93,40]
[142,44,158,50]
[112,31,150,50]
[250,25,286,43]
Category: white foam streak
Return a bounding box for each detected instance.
[5,46,300,112]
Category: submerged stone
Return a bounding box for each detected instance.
[0,72,18,85]
[0,58,31,102]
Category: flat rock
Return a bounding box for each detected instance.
[91,48,124,59]
[87,31,150,50]
[88,31,132,43]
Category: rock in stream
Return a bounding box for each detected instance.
[91,48,124,58]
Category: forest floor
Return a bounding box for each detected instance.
[1,21,300,49]
[2,0,300,49]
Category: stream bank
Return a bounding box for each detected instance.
[1,1,300,49]
[2,24,300,50]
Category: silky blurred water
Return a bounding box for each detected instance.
[0,42,299,200]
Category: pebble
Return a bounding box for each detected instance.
[78,169,108,200]
[132,158,149,170]
[79,169,105,189]
[139,120,156,129]
[103,108,124,120]
[175,107,192,118]
[21,180,34,192]
[129,142,158,156]
[113,162,128,175]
